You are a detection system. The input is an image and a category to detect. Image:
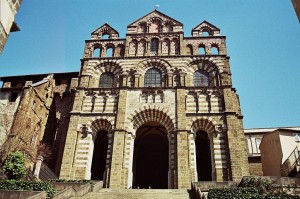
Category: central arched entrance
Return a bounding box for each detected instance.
[133,122,169,189]
[91,130,108,180]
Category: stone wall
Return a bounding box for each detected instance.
[43,82,76,176]
[1,76,54,168]
[0,91,21,147]
[249,162,263,176]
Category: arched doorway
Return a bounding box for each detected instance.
[133,122,169,189]
[195,130,212,181]
[91,130,108,180]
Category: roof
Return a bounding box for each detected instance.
[127,10,183,27]
[192,20,220,31]
[244,126,300,134]
[0,72,79,82]
[91,23,119,36]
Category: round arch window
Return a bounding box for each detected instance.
[194,70,209,87]
[99,72,114,88]
[144,68,162,87]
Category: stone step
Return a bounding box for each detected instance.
[71,189,193,199]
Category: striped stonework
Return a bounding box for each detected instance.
[57,10,250,188]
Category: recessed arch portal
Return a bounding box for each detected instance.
[89,118,113,181]
[133,122,169,189]
[195,130,212,181]
[130,108,175,133]
[91,130,108,180]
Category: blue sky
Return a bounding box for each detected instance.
[0,0,299,129]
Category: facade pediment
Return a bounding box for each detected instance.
[127,10,183,33]
[91,23,119,39]
[192,21,220,36]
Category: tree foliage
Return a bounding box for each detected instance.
[2,151,26,180]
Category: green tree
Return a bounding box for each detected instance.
[2,151,26,180]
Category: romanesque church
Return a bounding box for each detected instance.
[0,10,250,189]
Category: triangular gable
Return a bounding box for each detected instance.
[192,21,220,36]
[128,10,183,27]
[192,20,220,31]
[91,23,119,39]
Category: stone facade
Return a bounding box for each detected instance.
[0,10,250,188]
[59,10,249,188]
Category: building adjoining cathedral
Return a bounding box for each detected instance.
[0,10,299,189]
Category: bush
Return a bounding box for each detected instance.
[2,151,26,180]
[0,180,56,197]
[265,193,300,199]
[208,187,263,199]
[207,177,299,199]
[240,176,273,194]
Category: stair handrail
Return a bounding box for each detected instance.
[281,146,299,176]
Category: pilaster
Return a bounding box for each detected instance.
[176,88,192,188]
[109,89,128,188]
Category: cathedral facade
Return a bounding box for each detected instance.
[59,10,249,188]
[0,10,250,189]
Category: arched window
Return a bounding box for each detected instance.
[200,28,211,36]
[211,45,219,55]
[137,40,146,56]
[198,44,206,55]
[115,44,125,57]
[201,31,210,36]
[150,20,161,33]
[162,39,170,55]
[101,34,110,39]
[150,38,159,55]
[144,68,162,87]
[139,24,147,33]
[93,48,102,57]
[99,72,114,88]
[106,47,113,57]
[194,70,209,87]
[129,40,138,55]
[165,24,173,32]
[186,44,193,55]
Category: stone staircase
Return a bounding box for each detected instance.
[71,189,193,199]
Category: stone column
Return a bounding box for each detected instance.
[147,40,151,56]
[101,47,106,57]
[179,72,186,86]
[134,74,140,88]
[179,33,184,55]
[121,74,128,87]
[167,73,173,87]
[158,40,162,56]
[33,156,43,179]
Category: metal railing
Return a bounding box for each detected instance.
[281,146,300,177]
